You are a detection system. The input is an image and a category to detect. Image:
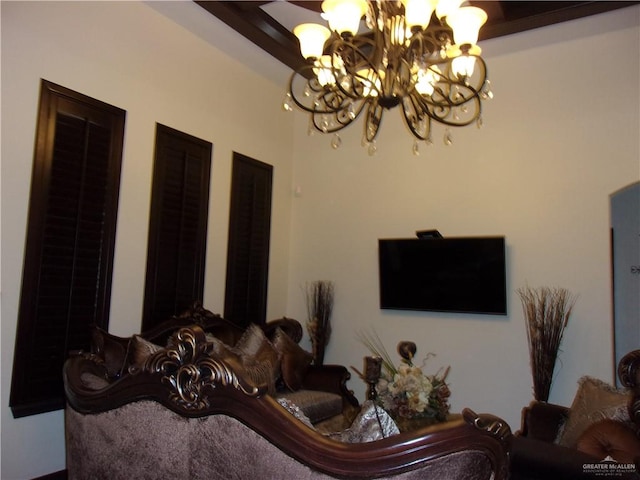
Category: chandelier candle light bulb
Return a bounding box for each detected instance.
[285,0,493,153]
[321,0,368,36]
[435,0,464,20]
[293,23,331,60]
[314,55,342,86]
[402,0,435,30]
[446,6,488,46]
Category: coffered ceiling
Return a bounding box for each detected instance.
[194,1,636,73]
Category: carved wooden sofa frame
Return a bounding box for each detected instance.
[64,314,512,479]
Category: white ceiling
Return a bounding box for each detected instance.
[260,1,323,31]
[146,0,293,86]
[146,1,639,88]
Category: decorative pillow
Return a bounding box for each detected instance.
[327,400,400,443]
[276,397,315,429]
[205,332,218,344]
[206,334,235,357]
[205,327,240,347]
[127,335,163,373]
[277,390,342,424]
[272,327,313,391]
[277,398,400,444]
[232,324,281,395]
[234,323,277,359]
[556,376,631,449]
[91,327,127,378]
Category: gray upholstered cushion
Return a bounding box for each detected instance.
[277,389,342,424]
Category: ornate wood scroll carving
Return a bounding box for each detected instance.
[618,350,640,428]
[463,408,512,443]
[144,326,260,411]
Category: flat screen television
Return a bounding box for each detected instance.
[378,236,507,315]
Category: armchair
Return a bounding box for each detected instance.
[511,350,640,480]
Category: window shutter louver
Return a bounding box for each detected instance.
[224,153,273,328]
[10,80,125,418]
[142,124,212,330]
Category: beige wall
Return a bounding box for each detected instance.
[1,1,639,478]
[286,4,640,436]
[1,2,293,478]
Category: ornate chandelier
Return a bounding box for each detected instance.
[282,0,493,155]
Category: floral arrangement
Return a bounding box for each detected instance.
[359,331,451,422]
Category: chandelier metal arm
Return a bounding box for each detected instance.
[401,91,432,141]
[284,0,493,152]
[427,98,482,127]
[311,99,367,134]
[364,98,383,142]
[287,66,344,115]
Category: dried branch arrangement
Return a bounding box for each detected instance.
[305,281,334,366]
[517,286,577,401]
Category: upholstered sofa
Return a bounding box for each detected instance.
[511,350,640,480]
[64,306,513,479]
[82,305,360,427]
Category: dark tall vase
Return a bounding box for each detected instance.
[312,331,326,366]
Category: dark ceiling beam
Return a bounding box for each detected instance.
[194,0,306,72]
[478,1,638,41]
[233,1,271,11]
[288,1,322,13]
[472,1,506,23]
[196,0,639,70]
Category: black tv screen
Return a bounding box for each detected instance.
[378,237,507,315]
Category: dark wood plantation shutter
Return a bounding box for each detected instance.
[10,80,125,418]
[142,124,212,330]
[224,153,273,328]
